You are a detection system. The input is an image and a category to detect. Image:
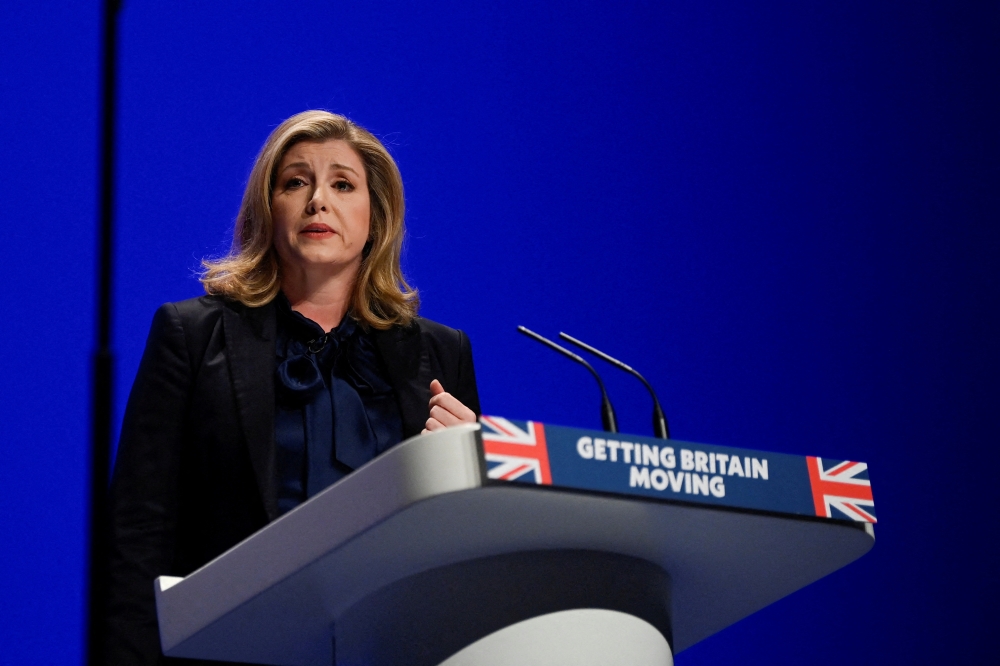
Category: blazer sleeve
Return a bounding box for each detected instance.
[105,303,192,664]
[455,329,482,418]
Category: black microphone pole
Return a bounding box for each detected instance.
[558,332,670,439]
[517,326,618,433]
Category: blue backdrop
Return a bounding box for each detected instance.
[2,1,997,663]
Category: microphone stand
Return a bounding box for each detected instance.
[558,332,670,439]
[518,326,618,433]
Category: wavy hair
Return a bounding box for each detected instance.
[201,110,418,329]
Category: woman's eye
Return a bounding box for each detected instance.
[285,177,306,189]
[334,180,354,192]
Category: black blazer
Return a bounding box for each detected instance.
[105,295,480,665]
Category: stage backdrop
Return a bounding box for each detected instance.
[1,2,997,664]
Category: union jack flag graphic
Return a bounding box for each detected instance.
[806,457,876,523]
[480,416,552,485]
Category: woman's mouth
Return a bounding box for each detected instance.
[301,223,335,236]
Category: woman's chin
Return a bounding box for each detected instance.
[282,253,363,276]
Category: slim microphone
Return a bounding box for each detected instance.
[558,332,670,439]
[517,326,618,433]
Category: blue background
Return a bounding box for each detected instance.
[1,1,996,663]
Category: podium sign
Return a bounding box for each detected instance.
[481,417,876,523]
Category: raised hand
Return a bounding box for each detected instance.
[422,379,477,433]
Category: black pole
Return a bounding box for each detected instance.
[87,1,121,664]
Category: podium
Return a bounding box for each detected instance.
[155,422,874,665]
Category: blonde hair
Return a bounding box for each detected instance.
[201,110,419,329]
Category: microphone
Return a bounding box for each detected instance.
[517,326,618,433]
[558,332,670,440]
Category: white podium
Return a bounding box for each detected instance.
[155,424,873,665]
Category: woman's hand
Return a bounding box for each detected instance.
[423,379,478,433]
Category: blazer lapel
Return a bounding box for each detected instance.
[222,300,279,521]
[375,320,432,439]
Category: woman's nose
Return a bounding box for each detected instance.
[306,187,329,214]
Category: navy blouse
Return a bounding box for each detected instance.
[273,294,403,515]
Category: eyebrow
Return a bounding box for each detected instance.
[279,161,360,176]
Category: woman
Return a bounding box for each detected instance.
[105,111,480,664]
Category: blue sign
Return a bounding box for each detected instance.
[479,416,875,523]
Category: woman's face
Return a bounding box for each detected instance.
[271,139,371,279]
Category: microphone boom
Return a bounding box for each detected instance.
[558,332,670,439]
[517,326,618,434]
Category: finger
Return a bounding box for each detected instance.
[429,392,477,423]
[429,379,445,396]
[430,404,468,427]
[424,417,447,432]
[429,396,476,423]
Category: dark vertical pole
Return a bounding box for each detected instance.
[87,1,121,664]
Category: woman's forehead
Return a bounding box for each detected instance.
[280,139,363,168]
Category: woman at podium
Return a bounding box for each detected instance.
[104,110,481,664]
